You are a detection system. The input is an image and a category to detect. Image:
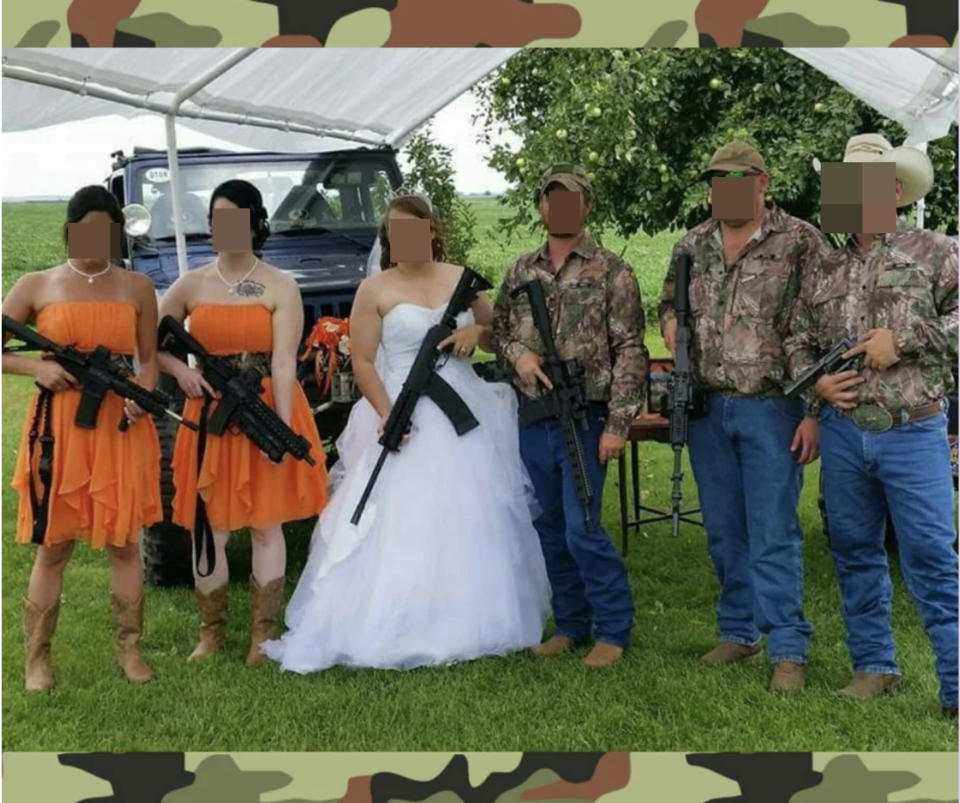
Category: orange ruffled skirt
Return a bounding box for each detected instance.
[11,302,162,548]
[170,304,328,532]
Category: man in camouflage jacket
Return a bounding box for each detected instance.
[784,134,958,717]
[493,164,646,668]
[659,141,828,692]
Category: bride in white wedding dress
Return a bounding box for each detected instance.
[261,194,550,672]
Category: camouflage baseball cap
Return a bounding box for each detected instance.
[701,141,767,177]
[538,163,593,201]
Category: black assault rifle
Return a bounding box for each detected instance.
[1,315,195,433]
[158,315,316,466]
[159,314,318,576]
[510,279,595,529]
[784,337,859,400]
[663,253,705,538]
[2,314,197,546]
[350,268,492,526]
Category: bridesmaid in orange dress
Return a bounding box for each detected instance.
[158,180,328,666]
[3,186,162,691]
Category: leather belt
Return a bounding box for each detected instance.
[846,400,944,433]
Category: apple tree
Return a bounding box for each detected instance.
[476,49,958,238]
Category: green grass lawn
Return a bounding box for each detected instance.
[2,200,956,753]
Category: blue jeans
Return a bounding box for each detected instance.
[518,401,634,647]
[687,395,813,664]
[819,407,958,708]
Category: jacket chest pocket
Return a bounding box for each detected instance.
[689,268,721,316]
[731,258,790,320]
[559,279,607,342]
[873,264,932,328]
[810,282,851,346]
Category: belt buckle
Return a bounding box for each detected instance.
[851,404,894,433]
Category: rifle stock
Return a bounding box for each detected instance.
[1,314,195,432]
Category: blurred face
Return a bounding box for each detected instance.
[707,171,768,228]
[540,186,589,236]
[387,208,433,264]
[819,162,901,235]
[209,197,254,253]
[66,211,121,267]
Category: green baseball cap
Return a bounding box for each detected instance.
[537,163,593,202]
[701,141,767,178]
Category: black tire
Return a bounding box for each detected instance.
[142,377,194,588]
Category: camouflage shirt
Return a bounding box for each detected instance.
[658,202,830,397]
[492,235,647,438]
[784,229,959,413]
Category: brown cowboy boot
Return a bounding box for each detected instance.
[187,584,229,662]
[111,592,153,684]
[23,597,60,692]
[583,641,624,669]
[531,634,575,658]
[770,661,806,693]
[245,575,284,667]
[836,672,900,700]
[701,640,763,666]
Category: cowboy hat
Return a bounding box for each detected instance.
[813,133,934,207]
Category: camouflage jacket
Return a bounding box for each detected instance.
[492,236,647,438]
[658,202,830,398]
[784,229,959,413]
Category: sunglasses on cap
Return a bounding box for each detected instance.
[705,170,760,183]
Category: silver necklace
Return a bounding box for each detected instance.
[215,255,259,294]
[66,259,111,284]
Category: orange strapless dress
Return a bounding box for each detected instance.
[11,302,162,548]
[171,304,328,532]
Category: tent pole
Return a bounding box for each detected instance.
[915,142,928,230]
[162,49,257,278]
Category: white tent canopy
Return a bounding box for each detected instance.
[2,47,956,270]
[2,48,517,151]
[786,48,958,145]
[3,48,517,274]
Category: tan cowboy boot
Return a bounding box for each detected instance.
[187,584,229,662]
[770,661,806,693]
[583,641,624,669]
[531,634,575,658]
[23,597,60,692]
[245,575,284,667]
[111,592,153,684]
[836,672,900,700]
[701,640,763,666]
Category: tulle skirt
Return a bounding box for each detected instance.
[262,360,551,671]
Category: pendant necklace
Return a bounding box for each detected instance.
[216,255,259,294]
[66,259,112,284]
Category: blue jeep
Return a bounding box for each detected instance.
[107,146,402,585]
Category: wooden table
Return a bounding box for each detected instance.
[617,361,703,555]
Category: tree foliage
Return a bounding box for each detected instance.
[476,49,958,237]
[401,128,478,268]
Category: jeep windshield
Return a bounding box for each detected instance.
[136,155,395,241]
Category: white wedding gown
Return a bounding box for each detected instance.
[262,303,551,672]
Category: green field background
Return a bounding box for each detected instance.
[1,199,956,754]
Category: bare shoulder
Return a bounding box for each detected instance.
[357,270,387,295]
[436,261,468,287]
[125,269,156,293]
